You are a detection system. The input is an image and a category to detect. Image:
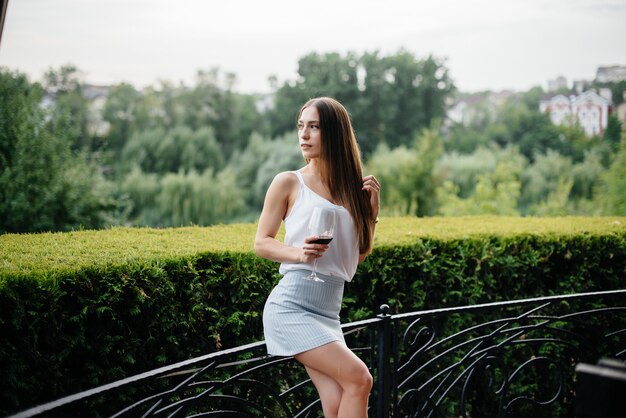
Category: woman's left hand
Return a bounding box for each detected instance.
[362,175,381,219]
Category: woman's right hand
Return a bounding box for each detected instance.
[300,235,329,263]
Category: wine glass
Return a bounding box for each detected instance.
[305,206,336,282]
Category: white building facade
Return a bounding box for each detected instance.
[539,90,612,137]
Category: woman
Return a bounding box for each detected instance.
[254,97,380,418]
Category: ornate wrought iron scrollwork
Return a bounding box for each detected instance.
[392,293,626,418]
[460,354,508,417]
[8,290,626,418]
[503,356,565,413]
[396,388,443,418]
[109,352,314,417]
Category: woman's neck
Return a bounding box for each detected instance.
[303,160,343,205]
[304,159,322,177]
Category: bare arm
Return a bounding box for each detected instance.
[254,172,328,264]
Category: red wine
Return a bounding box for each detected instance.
[311,236,333,244]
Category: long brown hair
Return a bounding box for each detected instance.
[299,97,374,254]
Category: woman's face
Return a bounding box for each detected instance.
[297,106,322,160]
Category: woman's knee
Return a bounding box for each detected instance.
[347,365,373,394]
[361,368,374,391]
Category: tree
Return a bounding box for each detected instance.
[42,65,93,151]
[437,161,522,216]
[0,68,117,232]
[603,114,623,150]
[520,150,574,212]
[595,139,626,215]
[356,51,454,155]
[365,127,444,216]
[120,126,224,176]
[170,68,264,158]
[119,127,167,174]
[266,50,455,157]
[252,138,304,212]
[435,145,527,200]
[0,69,57,232]
[497,104,564,160]
[444,122,493,154]
[156,168,246,227]
[180,127,224,173]
[102,83,141,161]
[570,146,607,200]
[119,167,161,225]
[227,132,303,213]
[412,127,445,216]
[267,51,361,139]
[364,144,418,216]
[529,178,573,217]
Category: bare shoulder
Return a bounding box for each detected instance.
[270,171,299,191]
[262,171,301,220]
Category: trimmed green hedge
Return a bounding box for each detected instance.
[1,216,625,415]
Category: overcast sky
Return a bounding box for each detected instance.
[1,0,625,93]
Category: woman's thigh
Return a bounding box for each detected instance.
[295,341,371,388]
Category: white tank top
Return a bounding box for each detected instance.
[279,170,360,282]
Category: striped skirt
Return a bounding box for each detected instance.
[263,269,346,356]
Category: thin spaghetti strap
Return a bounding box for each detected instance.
[294,170,305,186]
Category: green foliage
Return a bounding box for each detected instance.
[437,162,522,216]
[501,106,566,160]
[120,126,223,175]
[520,150,573,210]
[42,65,93,151]
[435,146,525,198]
[365,144,417,215]
[0,68,117,233]
[3,58,625,234]
[0,69,45,169]
[444,121,492,154]
[365,127,443,216]
[595,140,626,215]
[119,167,160,223]
[157,168,246,227]
[102,82,142,158]
[267,50,455,156]
[227,132,303,213]
[528,177,573,216]
[570,146,607,200]
[267,51,362,139]
[251,134,303,206]
[1,217,625,415]
[118,168,246,227]
[603,114,623,149]
[0,252,280,415]
[438,93,616,217]
[477,89,593,163]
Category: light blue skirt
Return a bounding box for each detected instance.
[263,269,346,356]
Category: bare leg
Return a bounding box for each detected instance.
[305,365,342,418]
[296,341,373,418]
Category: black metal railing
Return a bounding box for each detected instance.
[9,289,626,418]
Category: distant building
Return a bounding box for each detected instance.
[573,80,588,94]
[539,90,612,137]
[83,85,111,136]
[596,65,626,83]
[547,75,568,92]
[40,84,112,136]
[539,94,572,127]
[447,90,514,126]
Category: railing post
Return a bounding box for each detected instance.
[376,303,392,418]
